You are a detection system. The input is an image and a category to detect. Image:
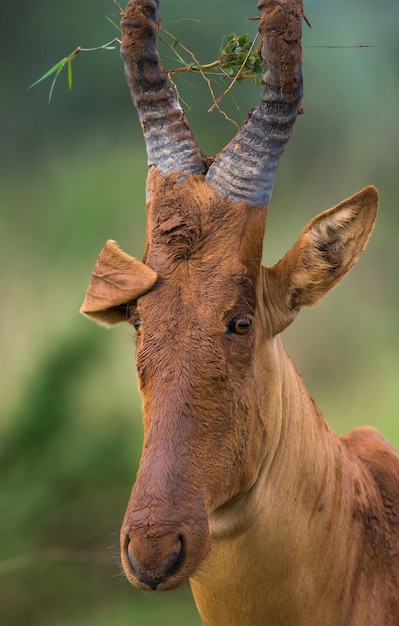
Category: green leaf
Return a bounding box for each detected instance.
[239,33,250,44]
[172,35,184,49]
[217,35,226,57]
[28,57,68,90]
[48,62,66,103]
[227,87,240,110]
[105,15,120,31]
[67,61,73,91]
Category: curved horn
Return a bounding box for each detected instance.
[206,0,303,207]
[121,0,206,178]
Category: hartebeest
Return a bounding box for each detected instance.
[81,0,399,623]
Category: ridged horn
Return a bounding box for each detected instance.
[206,0,303,208]
[121,0,206,178]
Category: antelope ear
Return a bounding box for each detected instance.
[80,240,157,326]
[265,186,378,332]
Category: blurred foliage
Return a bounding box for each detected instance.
[0,0,398,624]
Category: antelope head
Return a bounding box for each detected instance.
[81,0,378,592]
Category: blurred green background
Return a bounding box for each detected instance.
[1,0,397,624]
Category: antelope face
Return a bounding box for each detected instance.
[120,177,267,590]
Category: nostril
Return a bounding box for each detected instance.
[162,534,185,577]
[126,541,139,576]
[123,533,186,588]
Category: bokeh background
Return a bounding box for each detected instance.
[1,0,398,624]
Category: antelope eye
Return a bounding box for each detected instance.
[133,319,142,333]
[228,318,252,335]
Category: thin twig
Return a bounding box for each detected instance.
[167,73,192,111]
[304,44,375,48]
[303,13,312,28]
[161,27,240,128]
[78,37,121,52]
[113,0,124,16]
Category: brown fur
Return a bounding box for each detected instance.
[80,0,399,622]
[82,171,399,623]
